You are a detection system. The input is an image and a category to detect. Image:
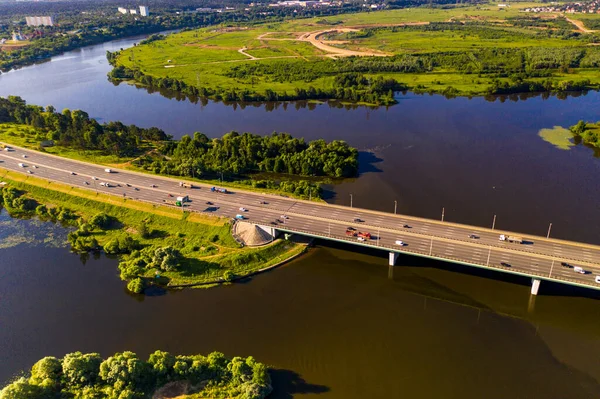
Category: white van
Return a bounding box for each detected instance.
[104,168,112,173]
[573,266,586,274]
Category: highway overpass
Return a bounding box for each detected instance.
[1,143,599,295]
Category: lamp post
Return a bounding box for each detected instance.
[394,200,397,215]
[350,193,353,208]
[441,207,445,222]
[492,214,497,230]
[546,223,552,239]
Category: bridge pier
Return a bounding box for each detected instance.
[530,278,541,296]
[389,252,399,266]
[256,225,280,240]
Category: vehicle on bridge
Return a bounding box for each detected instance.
[395,240,406,246]
[596,276,600,283]
[179,182,195,188]
[104,168,113,173]
[346,229,357,237]
[211,187,227,193]
[499,234,523,244]
[235,214,245,220]
[18,163,25,168]
[177,195,190,203]
[358,232,371,240]
[574,266,587,274]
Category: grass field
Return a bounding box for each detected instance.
[0,169,304,288]
[113,2,600,101]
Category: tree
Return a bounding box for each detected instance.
[99,352,148,391]
[62,352,102,387]
[0,377,47,399]
[30,356,62,387]
[137,222,150,239]
[126,278,145,294]
[150,247,181,271]
[147,351,175,384]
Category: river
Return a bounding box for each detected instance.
[0,35,599,398]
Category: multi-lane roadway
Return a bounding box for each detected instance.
[1,143,599,292]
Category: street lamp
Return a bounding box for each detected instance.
[441,207,445,222]
[394,200,397,215]
[350,193,353,208]
[546,223,552,239]
[492,214,497,230]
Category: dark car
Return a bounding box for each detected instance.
[468,234,479,239]
[561,262,570,268]
[206,201,213,205]
[403,224,410,228]
[500,262,511,267]
[347,227,356,231]
[354,218,363,223]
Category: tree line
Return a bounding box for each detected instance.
[0,350,272,399]
[0,96,168,156]
[570,120,600,148]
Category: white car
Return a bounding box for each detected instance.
[596,276,600,284]
[33,165,38,169]
[239,207,247,212]
[574,266,586,274]
[27,170,33,174]
[99,182,106,186]
[84,181,89,185]
[22,155,27,158]
[70,171,76,175]
[357,237,366,242]
[280,215,289,219]
[395,240,405,246]
[92,176,98,180]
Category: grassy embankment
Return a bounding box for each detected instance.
[112,2,600,101]
[0,123,327,201]
[0,168,305,288]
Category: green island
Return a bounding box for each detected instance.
[108,2,600,105]
[0,350,272,399]
[570,120,600,147]
[0,96,359,292]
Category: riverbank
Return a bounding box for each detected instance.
[0,169,306,291]
[570,120,600,148]
[109,6,600,105]
[0,350,272,399]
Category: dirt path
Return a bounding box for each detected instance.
[238,46,257,60]
[565,17,596,33]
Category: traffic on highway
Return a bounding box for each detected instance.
[1,143,599,290]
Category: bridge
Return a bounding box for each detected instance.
[1,142,599,295]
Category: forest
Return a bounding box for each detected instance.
[0,96,357,198]
[0,350,272,399]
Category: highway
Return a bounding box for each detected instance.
[1,143,599,291]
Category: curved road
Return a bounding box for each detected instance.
[1,143,599,291]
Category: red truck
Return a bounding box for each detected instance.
[358,232,371,239]
[346,229,357,237]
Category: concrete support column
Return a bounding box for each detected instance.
[389,252,399,266]
[256,225,279,239]
[531,278,541,296]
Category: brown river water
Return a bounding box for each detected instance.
[0,34,599,398]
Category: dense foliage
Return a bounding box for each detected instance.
[136,131,358,178]
[0,96,168,156]
[570,120,600,148]
[0,350,272,399]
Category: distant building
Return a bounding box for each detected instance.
[139,5,149,16]
[130,9,137,14]
[118,7,128,14]
[25,16,54,27]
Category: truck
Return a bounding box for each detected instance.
[104,168,112,173]
[176,195,190,203]
[499,234,523,244]
[358,232,371,239]
[346,229,357,237]
[179,182,195,189]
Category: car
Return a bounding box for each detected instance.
[347,227,356,231]
[134,187,139,191]
[239,207,248,212]
[22,155,27,158]
[235,214,245,220]
[84,181,89,185]
[27,170,33,174]
[18,163,25,168]
[560,262,570,268]
[92,176,98,180]
[500,262,511,267]
[276,219,283,224]
[574,266,587,274]
[168,194,173,197]
[150,184,156,188]
[402,224,410,228]
[70,171,76,175]
[354,218,363,223]
[357,236,366,242]
[468,234,479,239]
[596,276,600,284]
[259,201,267,204]
[33,165,38,169]
[395,240,405,246]
[281,215,289,219]
[99,182,106,186]
[125,183,131,187]
[206,201,213,205]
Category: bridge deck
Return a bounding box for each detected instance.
[1,142,599,291]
